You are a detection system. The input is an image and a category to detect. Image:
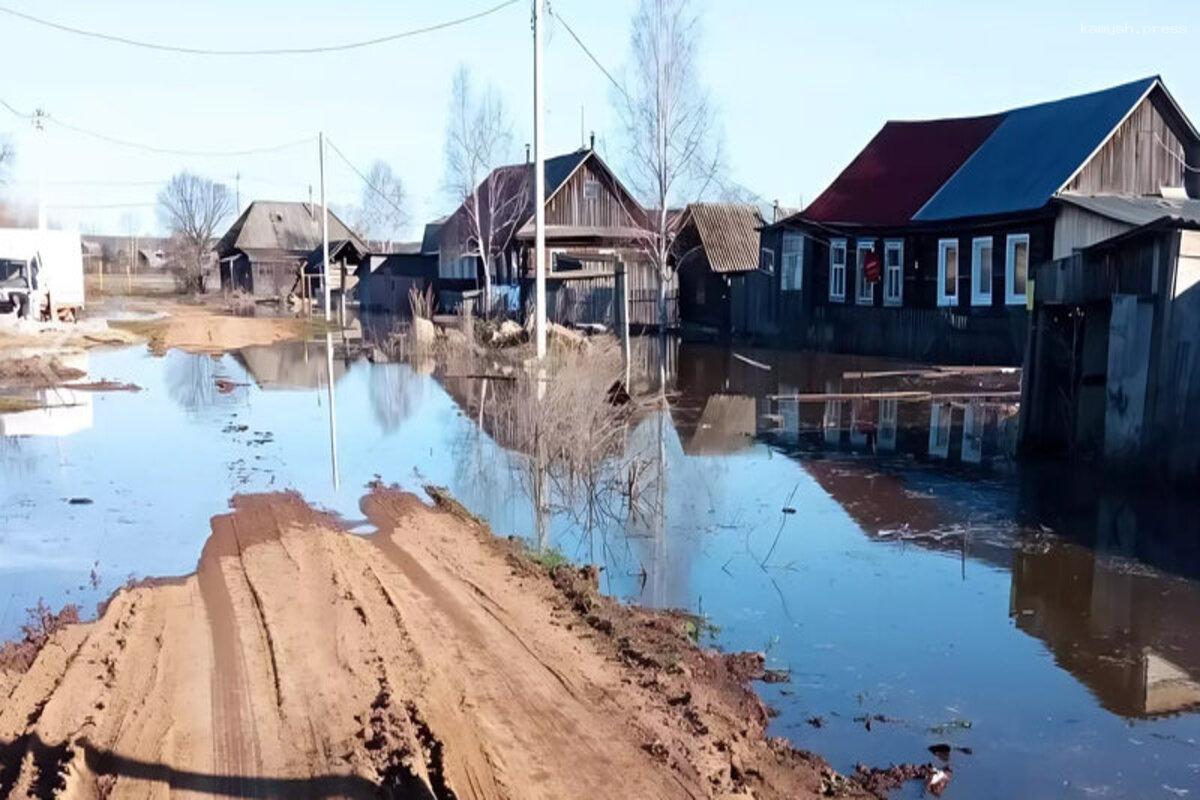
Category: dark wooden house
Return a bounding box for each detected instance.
[761,76,1200,365]
[671,203,764,339]
[355,247,438,314]
[438,146,677,328]
[214,201,364,299]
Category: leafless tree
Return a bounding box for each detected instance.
[354,160,409,249]
[0,138,12,184]
[443,65,529,315]
[615,0,723,329]
[157,172,232,293]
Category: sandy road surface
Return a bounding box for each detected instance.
[0,489,858,799]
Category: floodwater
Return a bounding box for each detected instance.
[3,333,1200,799]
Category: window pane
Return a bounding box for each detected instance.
[944,244,957,296]
[1014,240,1028,294]
[981,245,992,285]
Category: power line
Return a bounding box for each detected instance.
[325,138,406,219]
[546,5,627,101]
[47,201,157,210]
[1155,133,1200,173]
[0,0,519,56]
[0,96,314,157]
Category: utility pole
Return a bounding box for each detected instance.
[33,108,46,230]
[319,133,331,323]
[235,171,241,213]
[533,0,547,359]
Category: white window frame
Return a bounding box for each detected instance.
[760,247,776,275]
[1005,233,1030,306]
[883,239,903,307]
[855,239,876,306]
[971,236,993,307]
[781,233,804,292]
[937,238,959,307]
[829,239,847,302]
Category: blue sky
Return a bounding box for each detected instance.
[0,0,1196,237]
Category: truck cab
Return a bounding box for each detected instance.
[0,229,85,321]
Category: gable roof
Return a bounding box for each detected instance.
[791,76,1198,229]
[915,77,1162,221]
[682,203,765,273]
[802,116,1003,226]
[215,201,364,258]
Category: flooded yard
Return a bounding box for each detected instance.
[3,334,1200,798]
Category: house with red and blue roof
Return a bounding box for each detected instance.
[757,76,1200,364]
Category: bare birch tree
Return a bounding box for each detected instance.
[354,160,409,249]
[157,172,233,293]
[443,65,529,315]
[615,0,722,328]
[0,139,12,184]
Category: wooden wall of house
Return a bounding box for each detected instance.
[1052,205,1136,259]
[1063,92,1188,196]
[545,160,638,228]
[222,251,301,297]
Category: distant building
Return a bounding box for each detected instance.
[438,145,677,328]
[213,201,365,298]
[671,203,765,339]
[81,234,171,274]
[761,76,1200,364]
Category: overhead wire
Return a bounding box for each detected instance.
[0,0,519,56]
[325,138,407,220]
[0,96,315,157]
[546,4,628,101]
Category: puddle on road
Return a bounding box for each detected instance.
[3,338,1200,798]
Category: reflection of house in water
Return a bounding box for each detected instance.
[0,354,94,437]
[1011,536,1200,717]
[234,342,350,390]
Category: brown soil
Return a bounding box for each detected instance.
[0,488,864,799]
[111,306,309,356]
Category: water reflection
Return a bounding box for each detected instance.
[0,353,94,438]
[6,335,1200,797]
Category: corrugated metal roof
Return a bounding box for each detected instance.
[1055,193,1200,226]
[215,201,364,257]
[915,77,1160,221]
[802,116,1003,226]
[686,203,765,273]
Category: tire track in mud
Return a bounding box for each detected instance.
[198,513,265,798]
[0,489,859,800]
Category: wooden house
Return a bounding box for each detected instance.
[438,146,676,328]
[671,203,764,339]
[214,201,364,299]
[761,76,1200,365]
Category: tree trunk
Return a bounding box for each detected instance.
[657,269,669,331]
[483,256,493,319]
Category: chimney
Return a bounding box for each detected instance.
[307,185,314,217]
[589,131,596,151]
[525,143,531,164]
[772,199,780,222]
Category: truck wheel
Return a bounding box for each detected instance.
[16,294,30,319]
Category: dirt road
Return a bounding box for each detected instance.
[0,489,859,799]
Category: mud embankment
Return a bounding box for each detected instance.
[0,488,864,799]
[109,306,313,356]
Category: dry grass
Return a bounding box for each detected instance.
[0,395,41,413]
[458,335,661,536]
[0,600,81,674]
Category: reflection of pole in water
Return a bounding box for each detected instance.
[534,415,548,553]
[325,331,340,489]
[650,404,667,608]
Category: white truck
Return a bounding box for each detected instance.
[0,228,86,321]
